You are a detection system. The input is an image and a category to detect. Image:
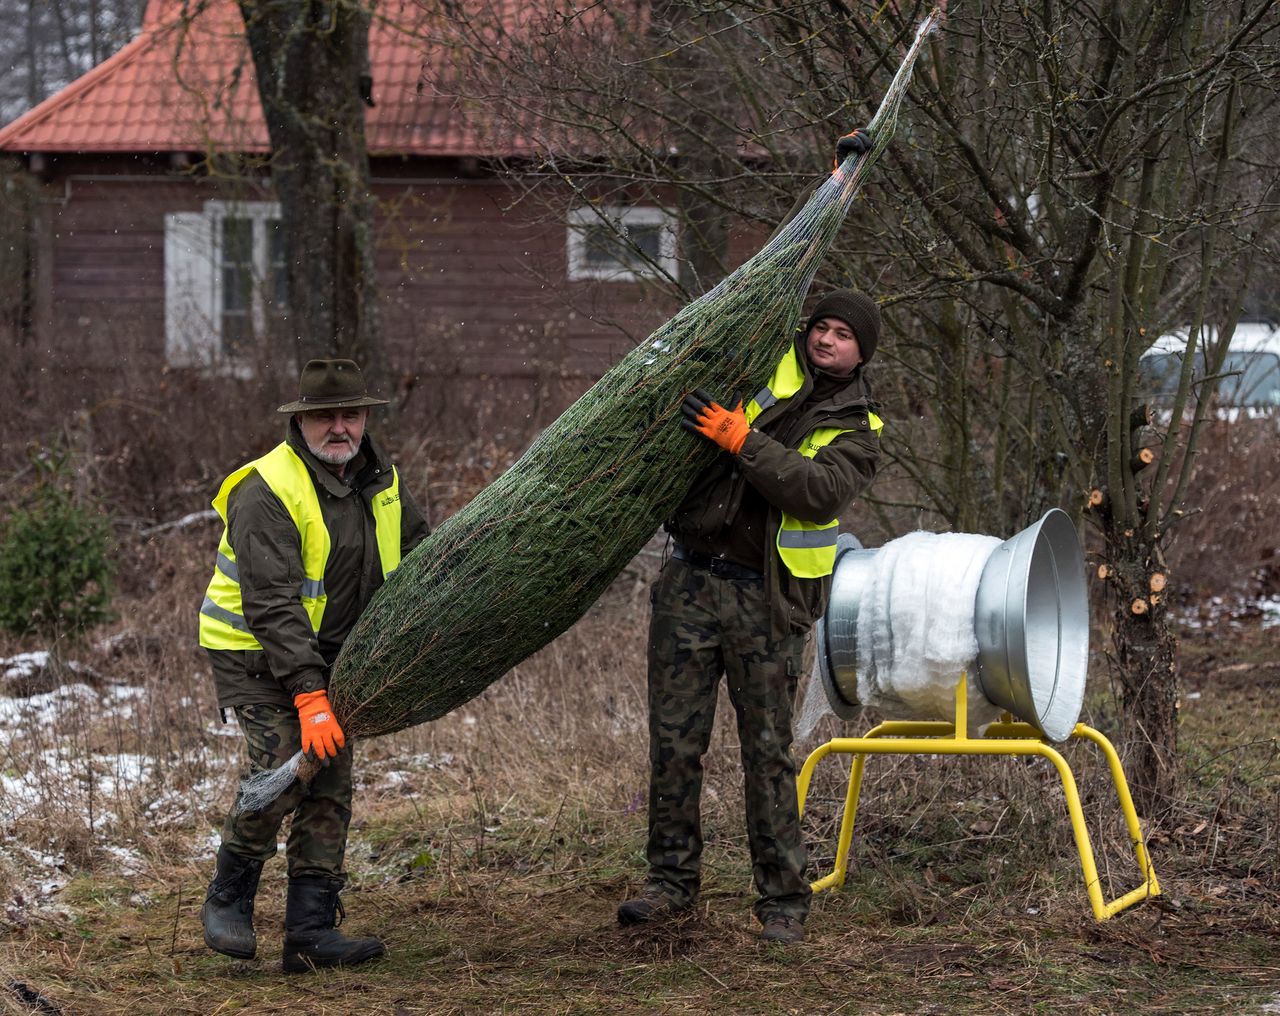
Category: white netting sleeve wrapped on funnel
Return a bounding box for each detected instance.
[855,532,1005,732]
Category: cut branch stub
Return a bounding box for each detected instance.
[1131,597,1149,616]
[1087,487,1107,509]
[1148,572,1167,593]
[1097,563,1110,580]
[1131,447,1155,472]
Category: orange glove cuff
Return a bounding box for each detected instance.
[695,400,750,455]
[294,689,346,760]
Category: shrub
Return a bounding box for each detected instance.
[1163,419,1280,605]
[0,449,115,641]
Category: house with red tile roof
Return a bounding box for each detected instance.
[0,0,679,423]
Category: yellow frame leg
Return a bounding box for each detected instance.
[796,677,1160,920]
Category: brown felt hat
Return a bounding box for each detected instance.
[277,358,389,414]
[804,289,882,365]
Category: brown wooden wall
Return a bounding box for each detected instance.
[20,156,682,425]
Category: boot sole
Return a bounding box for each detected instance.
[282,942,386,974]
[204,928,256,960]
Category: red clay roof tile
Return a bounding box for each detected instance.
[0,0,501,157]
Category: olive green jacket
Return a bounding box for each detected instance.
[207,420,431,710]
[667,352,880,639]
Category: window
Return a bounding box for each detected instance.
[567,205,678,282]
[165,200,284,370]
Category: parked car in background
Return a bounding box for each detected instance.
[1140,320,1280,418]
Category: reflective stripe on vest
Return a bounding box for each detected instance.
[198,443,403,651]
[744,346,883,579]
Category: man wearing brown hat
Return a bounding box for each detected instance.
[198,358,430,972]
[619,288,884,944]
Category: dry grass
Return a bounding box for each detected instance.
[0,419,1277,1014]
[1,521,1277,1014]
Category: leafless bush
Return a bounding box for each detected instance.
[1160,420,1280,607]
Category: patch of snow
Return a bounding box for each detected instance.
[2,651,52,677]
[98,844,147,876]
[0,682,96,727]
[9,844,69,900]
[1,747,77,820]
[1,746,157,833]
[1,652,99,683]
[95,752,154,800]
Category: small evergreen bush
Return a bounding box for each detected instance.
[0,450,115,641]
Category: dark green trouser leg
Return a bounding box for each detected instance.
[220,703,353,881]
[646,560,723,905]
[720,597,811,923]
[646,558,812,921]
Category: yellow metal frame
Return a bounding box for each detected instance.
[796,676,1160,920]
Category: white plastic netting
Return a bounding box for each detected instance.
[798,531,1005,741]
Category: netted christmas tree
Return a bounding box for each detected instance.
[239,10,942,807]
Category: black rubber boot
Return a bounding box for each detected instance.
[282,877,386,974]
[201,847,264,959]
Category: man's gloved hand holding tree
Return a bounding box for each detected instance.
[681,389,750,455]
[294,689,346,761]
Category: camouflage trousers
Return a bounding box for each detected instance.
[220,702,353,882]
[645,556,812,922]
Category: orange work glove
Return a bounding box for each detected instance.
[294,689,346,761]
[681,388,750,455]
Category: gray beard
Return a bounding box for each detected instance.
[307,438,358,467]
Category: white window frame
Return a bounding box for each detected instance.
[566,204,678,282]
[164,199,282,373]
[208,199,284,349]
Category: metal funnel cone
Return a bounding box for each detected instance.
[973,508,1089,741]
[814,510,1089,741]
[815,534,873,720]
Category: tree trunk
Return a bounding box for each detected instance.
[1105,527,1180,818]
[650,3,733,298]
[238,0,385,389]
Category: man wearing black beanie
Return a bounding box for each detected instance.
[619,261,884,943]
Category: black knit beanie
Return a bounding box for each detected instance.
[803,289,881,365]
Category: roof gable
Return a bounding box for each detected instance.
[0,0,489,157]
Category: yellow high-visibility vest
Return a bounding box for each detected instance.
[198,442,402,651]
[744,344,883,579]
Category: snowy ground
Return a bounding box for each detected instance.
[0,651,235,925]
[0,648,459,929]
